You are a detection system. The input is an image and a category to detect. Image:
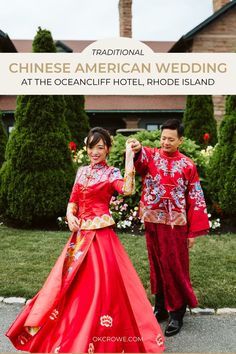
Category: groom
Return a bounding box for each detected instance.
[130,119,209,336]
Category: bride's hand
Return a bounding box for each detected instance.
[67,214,80,232]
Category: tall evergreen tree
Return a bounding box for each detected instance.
[0,111,7,167]
[0,28,75,226]
[225,95,236,115]
[33,27,56,52]
[64,96,90,148]
[207,95,236,223]
[34,28,90,149]
[183,95,218,148]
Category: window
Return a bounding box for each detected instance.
[146,124,161,131]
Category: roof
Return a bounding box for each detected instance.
[0,95,186,112]
[169,0,236,52]
[0,30,17,52]
[12,39,175,53]
[85,95,185,111]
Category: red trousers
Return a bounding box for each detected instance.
[145,222,198,311]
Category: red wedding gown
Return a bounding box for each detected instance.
[6,162,165,353]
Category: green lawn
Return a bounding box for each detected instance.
[0,225,235,309]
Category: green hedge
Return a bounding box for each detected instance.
[0,95,75,227]
[183,95,217,148]
[0,112,7,167]
[207,110,236,223]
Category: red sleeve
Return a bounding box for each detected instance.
[68,183,79,206]
[108,167,125,194]
[68,167,83,206]
[134,147,153,176]
[112,179,125,194]
[186,164,210,238]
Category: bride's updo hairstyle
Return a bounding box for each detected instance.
[85,127,112,149]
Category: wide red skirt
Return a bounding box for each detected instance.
[6,227,164,353]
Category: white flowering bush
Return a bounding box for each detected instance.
[208,213,221,231]
[57,216,68,230]
[71,146,89,165]
[200,145,215,165]
[109,196,142,233]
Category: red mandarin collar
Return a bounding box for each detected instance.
[160,148,181,159]
[90,160,108,169]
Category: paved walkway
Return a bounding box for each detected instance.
[1,302,236,353]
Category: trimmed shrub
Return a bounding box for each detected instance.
[225,95,236,115]
[32,27,56,53]
[0,112,7,167]
[207,97,236,223]
[33,28,90,150]
[183,95,218,148]
[64,96,90,148]
[0,28,75,227]
[0,95,75,227]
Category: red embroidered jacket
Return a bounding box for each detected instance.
[69,162,132,230]
[134,147,210,238]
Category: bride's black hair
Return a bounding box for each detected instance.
[86,127,112,149]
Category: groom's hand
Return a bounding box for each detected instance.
[127,138,142,154]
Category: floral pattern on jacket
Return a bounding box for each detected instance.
[135,147,209,237]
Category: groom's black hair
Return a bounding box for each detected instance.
[161,119,184,138]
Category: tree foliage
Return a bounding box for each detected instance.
[0,112,7,167]
[32,27,56,53]
[0,95,75,226]
[0,28,75,227]
[64,96,90,148]
[207,96,236,222]
[183,95,218,148]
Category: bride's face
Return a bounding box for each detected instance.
[87,139,109,165]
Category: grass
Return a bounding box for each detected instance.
[0,225,235,309]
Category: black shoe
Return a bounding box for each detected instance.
[154,308,169,322]
[154,293,168,322]
[164,318,183,337]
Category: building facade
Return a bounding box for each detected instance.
[170,0,236,121]
[1,0,236,134]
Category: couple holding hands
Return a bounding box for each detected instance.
[7,119,209,353]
